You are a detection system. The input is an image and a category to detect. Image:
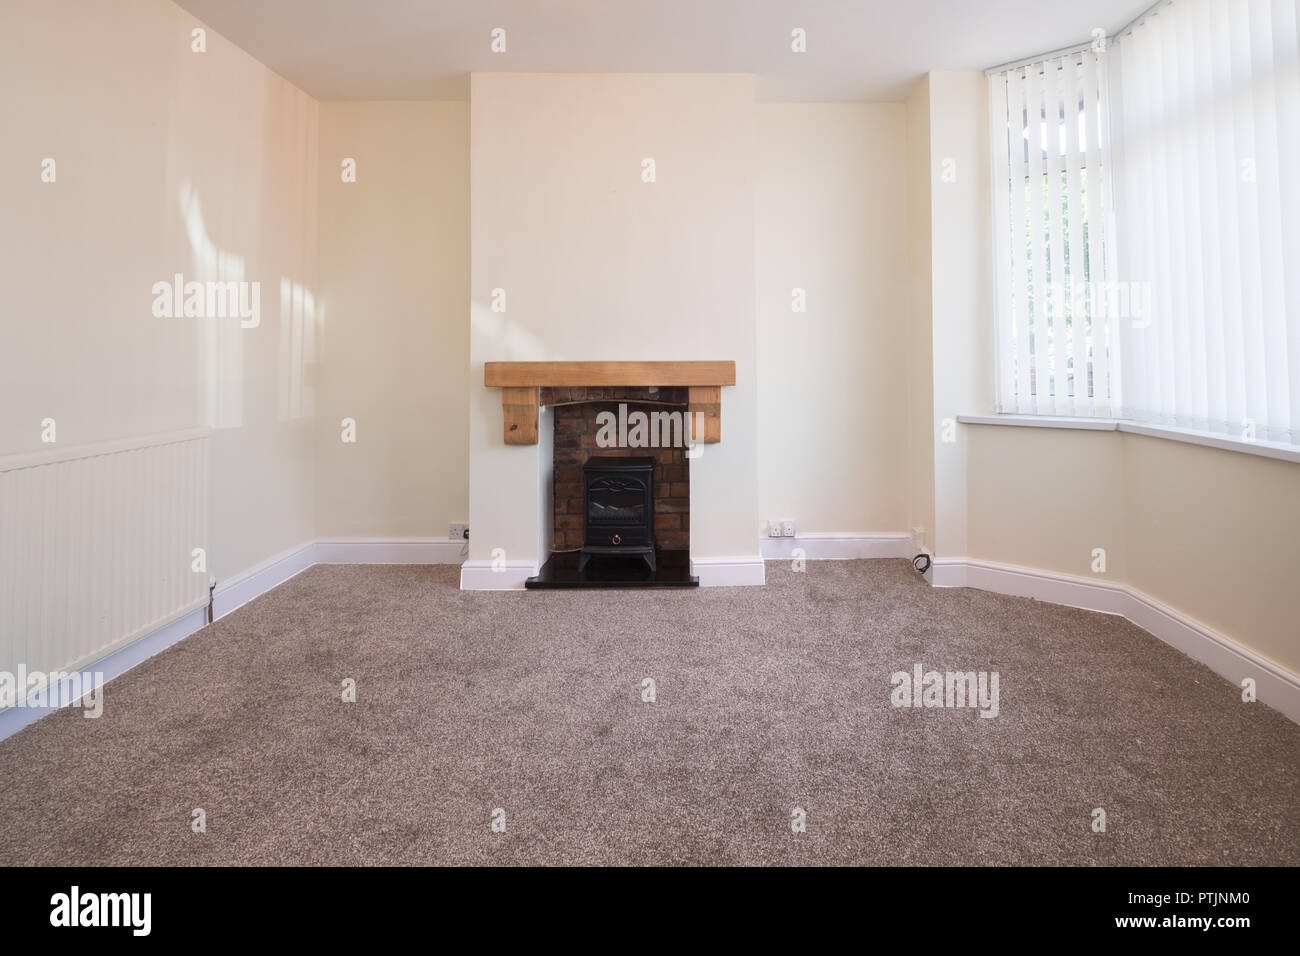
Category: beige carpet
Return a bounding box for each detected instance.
[1,559,1297,866]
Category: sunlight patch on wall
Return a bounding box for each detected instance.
[179,179,244,430]
[278,277,317,421]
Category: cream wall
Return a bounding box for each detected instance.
[904,78,936,550]
[467,73,760,568]
[926,72,994,560]
[0,0,319,583]
[965,425,1300,674]
[1124,435,1299,673]
[755,103,909,535]
[315,101,469,539]
[966,426,1128,580]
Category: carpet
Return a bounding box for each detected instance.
[1,559,1296,866]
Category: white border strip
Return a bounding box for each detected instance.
[957,414,1118,431]
[459,560,540,591]
[932,557,1300,724]
[211,542,316,619]
[760,533,913,561]
[690,555,766,587]
[315,538,467,565]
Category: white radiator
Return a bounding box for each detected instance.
[0,429,210,689]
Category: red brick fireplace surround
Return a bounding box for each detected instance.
[546,387,690,551]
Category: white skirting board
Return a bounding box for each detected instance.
[689,555,766,587]
[0,538,466,742]
[458,559,541,591]
[0,602,208,742]
[932,557,1300,725]
[316,538,467,565]
[760,533,914,561]
[211,542,317,619]
[209,538,470,618]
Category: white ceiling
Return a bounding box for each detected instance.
[172,0,1149,102]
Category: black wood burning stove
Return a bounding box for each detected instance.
[579,455,656,573]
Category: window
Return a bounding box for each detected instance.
[990,0,1300,446]
[989,50,1116,417]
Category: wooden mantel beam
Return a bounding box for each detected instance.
[484,361,735,445]
[485,361,735,388]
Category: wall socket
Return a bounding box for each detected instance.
[768,519,795,537]
[781,520,795,537]
[449,524,469,540]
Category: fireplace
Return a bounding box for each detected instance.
[549,388,691,553]
[580,456,656,572]
[525,388,700,588]
[482,363,730,590]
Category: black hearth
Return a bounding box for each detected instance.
[579,456,656,572]
[526,449,698,590]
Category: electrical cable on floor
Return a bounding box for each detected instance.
[912,553,932,574]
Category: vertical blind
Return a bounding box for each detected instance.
[989,50,1117,417]
[1111,0,1300,444]
[991,0,1300,445]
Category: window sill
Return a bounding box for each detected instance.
[956,414,1300,465]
